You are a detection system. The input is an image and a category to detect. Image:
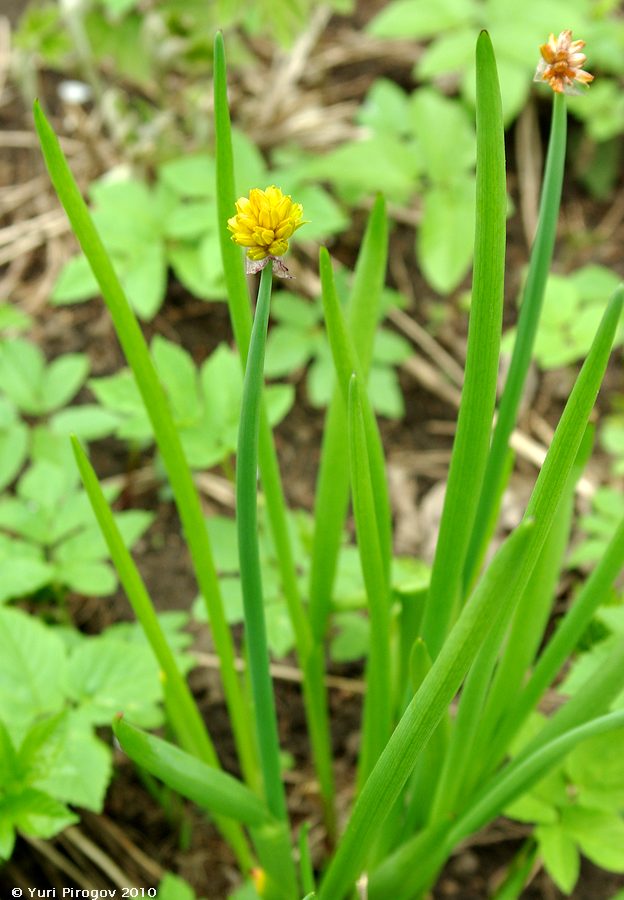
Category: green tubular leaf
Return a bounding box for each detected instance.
[236,265,288,826]
[214,32,252,362]
[319,248,391,582]
[214,32,333,839]
[348,374,392,785]
[309,195,388,642]
[464,92,567,592]
[33,101,257,789]
[420,30,506,658]
[113,717,270,828]
[317,520,534,900]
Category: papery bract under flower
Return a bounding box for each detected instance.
[534,29,594,95]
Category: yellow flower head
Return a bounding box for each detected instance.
[534,30,594,95]
[228,186,306,277]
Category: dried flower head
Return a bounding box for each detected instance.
[534,30,594,95]
[228,185,306,277]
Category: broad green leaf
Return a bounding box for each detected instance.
[152,336,203,422]
[232,128,268,196]
[50,404,120,440]
[372,330,411,365]
[0,788,76,847]
[18,459,75,513]
[52,253,100,304]
[264,328,314,377]
[206,516,239,572]
[304,136,419,204]
[41,353,89,412]
[0,557,55,603]
[417,180,475,295]
[270,293,321,329]
[505,792,557,825]
[358,79,411,138]
[368,0,476,39]
[565,727,624,811]
[289,185,348,242]
[535,822,580,894]
[0,401,28,491]
[164,200,215,240]
[330,612,370,662]
[416,29,476,80]
[265,602,296,658]
[561,806,624,871]
[67,638,163,727]
[19,711,112,812]
[157,874,196,900]
[123,243,167,320]
[159,154,215,199]
[0,608,67,728]
[55,559,117,596]
[0,338,45,414]
[367,366,404,419]
[0,303,32,333]
[409,88,476,182]
[265,384,295,427]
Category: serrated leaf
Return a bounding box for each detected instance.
[535,822,580,894]
[417,180,475,295]
[42,353,89,412]
[123,243,167,321]
[0,557,55,603]
[67,638,163,727]
[52,253,100,305]
[50,405,120,440]
[330,612,370,662]
[565,727,624,811]
[21,711,112,812]
[0,607,67,728]
[409,88,476,182]
[152,336,203,422]
[367,366,404,419]
[0,338,45,414]
[265,384,295,426]
[264,326,316,377]
[368,0,476,39]
[159,154,215,199]
[157,873,197,900]
[56,558,116,596]
[0,787,77,843]
[0,411,28,491]
[164,200,214,240]
[561,806,624,872]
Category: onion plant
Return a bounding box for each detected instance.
[34,25,624,900]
